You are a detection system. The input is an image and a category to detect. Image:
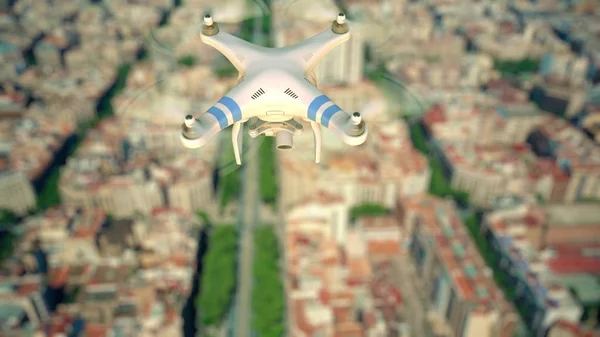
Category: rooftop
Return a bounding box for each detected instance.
[401,195,509,313]
[542,203,600,226]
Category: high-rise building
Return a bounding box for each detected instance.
[272,4,365,87]
[314,26,365,86]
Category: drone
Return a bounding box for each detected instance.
[180,12,368,164]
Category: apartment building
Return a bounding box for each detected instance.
[481,203,600,336]
[0,170,36,215]
[400,195,519,337]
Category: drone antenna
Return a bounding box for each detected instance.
[185,115,196,127]
[204,14,214,26]
[351,112,361,125]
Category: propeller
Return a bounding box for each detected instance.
[282,0,339,23]
[280,0,405,57]
[202,0,271,24]
[276,0,425,124]
[145,0,271,59]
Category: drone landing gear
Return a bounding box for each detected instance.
[232,121,244,165]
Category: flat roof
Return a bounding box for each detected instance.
[543,203,600,226]
[554,274,600,305]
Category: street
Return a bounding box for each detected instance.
[230,133,260,337]
[231,8,268,337]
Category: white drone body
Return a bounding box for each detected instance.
[180,13,368,164]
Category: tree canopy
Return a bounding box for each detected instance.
[252,226,285,337]
[197,225,238,326]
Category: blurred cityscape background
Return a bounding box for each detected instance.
[0,0,599,336]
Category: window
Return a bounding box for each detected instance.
[445,288,456,321]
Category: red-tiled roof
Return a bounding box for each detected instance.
[423,104,446,128]
[49,267,70,288]
[334,321,364,337]
[548,257,600,274]
[551,319,600,337]
[453,274,475,300]
[17,281,41,296]
[85,323,108,337]
[293,299,316,336]
[367,241,400,256]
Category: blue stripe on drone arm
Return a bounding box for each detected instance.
[321,104,342,128]
[307,95,331,121]
[206,106,229,130]
[219,96,242,122]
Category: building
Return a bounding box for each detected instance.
[531,116,600,202]
[435,140,554,207]
[546,320,600,337]
[478,103,546,146]
[399,194,519,337]
[0,275,50,334]
[33,36,67,69]
[482,203,600,336]
[58,118,216,218]
[473,22,569,61]
[0,170,36,215]
[17,207,200,337]
[286,190,349,244]
[272,7,365,86]
[344,0,433,61]
[0,40,27,81]
[285,200,390,336]
[540,52,592,88]
[358,216,403,258]
[0,86,27,118]
[422,104,482,143]
[280,120,430,210]
[539,203,600,246]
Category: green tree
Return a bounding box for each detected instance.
[214,62,238,77]
[0,209,16,227]
[350,203,390,220]
[218,130,242,211]
[259,137,278,206]
[36,167,62,210]
[252,227,285,337]
[197,225,238,326]
[196,210,212,227]
[177,55,197,68]
[494,58,540,76]
[0,208,17,264]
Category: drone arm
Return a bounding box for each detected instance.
[297,80,367,149]
[200,18,256,73]
[180,86,248,151]
[287,15,351,74]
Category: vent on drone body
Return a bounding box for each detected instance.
[251,88,265,100]
[284,88,298,99]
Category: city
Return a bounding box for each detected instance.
[0,0,599,337]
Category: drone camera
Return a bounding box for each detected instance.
[276,130,294,150]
